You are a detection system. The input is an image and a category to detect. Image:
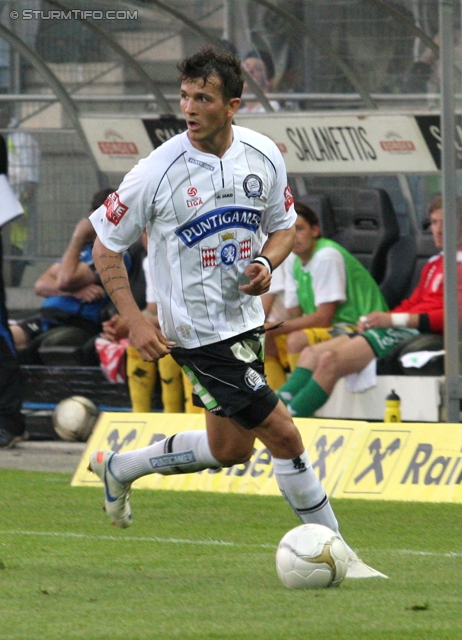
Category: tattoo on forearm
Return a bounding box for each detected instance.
[96,255,130,303]
[99,264,124,275]
[107,285,130,298]
[104,275,127,285]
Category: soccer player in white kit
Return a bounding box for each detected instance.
[88,46,386,579]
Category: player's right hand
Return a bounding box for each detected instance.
[128,317,175,361]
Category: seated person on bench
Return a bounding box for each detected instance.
[276,194,448,417]
[264,200,388,389]
[9,189,126,362]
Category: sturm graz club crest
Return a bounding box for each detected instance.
[216,232,241,270]
[201,233,252,270]
[243,174,263,198]
[244,367,266,391]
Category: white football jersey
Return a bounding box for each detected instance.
[90,126,296,348]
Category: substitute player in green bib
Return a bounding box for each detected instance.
[264,201,388,387]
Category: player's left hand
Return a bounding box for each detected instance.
[128,315,175,361]
[239,262,272,296]
[358,311,391,332]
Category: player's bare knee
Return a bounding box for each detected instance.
[316,350,341,384]
[268,432,303,459]
[256,417,304,459]
[216,449,253,467]
[287,331,307,354]
[273,430,301,454]
[318,349,334,366]
[298,344,316,369]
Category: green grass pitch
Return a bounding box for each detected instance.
[0,469,461,640]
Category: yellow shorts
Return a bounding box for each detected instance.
[274,325,356,368]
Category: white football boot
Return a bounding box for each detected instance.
[346,553,388,579]
[88,450,132,528]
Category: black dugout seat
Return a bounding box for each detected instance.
[379,234,417,309]
[299,193,337,238]
[332,188,400,284]
[406,218,439,296]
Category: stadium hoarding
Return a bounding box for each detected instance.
[72,413,462,503]
[334,421,462,502]
[72,413,362,496]
[414,114,462,170]
[79,116,154,173]
[79,115,187,173]
[235,113,438,174]
[80,113,442,175]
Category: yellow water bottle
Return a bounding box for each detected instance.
[384,389,401,422]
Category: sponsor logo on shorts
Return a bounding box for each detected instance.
[149,451,196,469]
[243,174,263,198]
[368,327,408,350]
[244,367,266,391]
[104,192,128,226]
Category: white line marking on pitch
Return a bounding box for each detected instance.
[0,530,275,549]
[362,548,462,558]
[0,531,461,557]
[396,549,462,558]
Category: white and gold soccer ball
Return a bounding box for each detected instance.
[52,396,99,442]
[276,523,349,589]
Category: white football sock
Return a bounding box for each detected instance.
[273,450,353,554]
[109,430,220,483]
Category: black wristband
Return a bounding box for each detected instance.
[417,314,431,333]
[250,255,273,274]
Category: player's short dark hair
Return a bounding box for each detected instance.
[294,200,321,229]
[91,187,115,212]
[177,46,244,102]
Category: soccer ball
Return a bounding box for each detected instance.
[52,396,99,442]
[276,523,349,589]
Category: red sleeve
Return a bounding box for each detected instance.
[428,310,444,333]
[393,261,431,313]
[394,260,444,334]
